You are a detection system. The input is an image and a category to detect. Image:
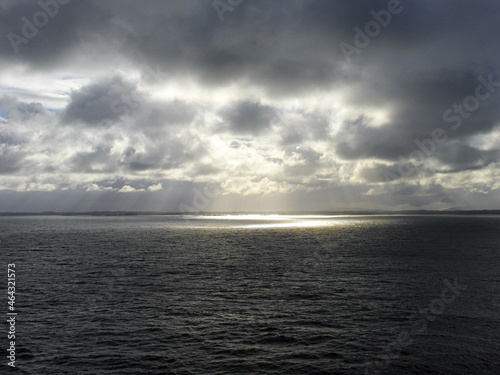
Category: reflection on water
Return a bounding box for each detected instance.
[0,214,499,374]
[185,214,377,229]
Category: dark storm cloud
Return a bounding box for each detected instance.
[1,0,106,64]
[360,143,500,185]
[2,0,500,209]
[70,144,116,173]
[337,71,500,160]
[61,74,198,130]
[3,0,499,83]
[1,1,389,90]
[62,76,139,125]
[219,100,276,135]
[433,144,499,173]
[65,131,202,175]
[0,146,25,174]
[118,145,164,172]
[3,0,499,99]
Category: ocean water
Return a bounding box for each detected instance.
[1,214,499,374]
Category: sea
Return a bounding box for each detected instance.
[0,214,499,374]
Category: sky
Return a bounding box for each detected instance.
[1,0,500,212]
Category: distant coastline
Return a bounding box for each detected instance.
[1,210,500,216]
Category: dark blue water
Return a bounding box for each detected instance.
[1,215,499,374]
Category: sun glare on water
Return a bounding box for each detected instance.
[195,214,344,229]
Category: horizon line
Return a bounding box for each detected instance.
[1,209,500,216]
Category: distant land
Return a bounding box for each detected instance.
[1,210,500,216]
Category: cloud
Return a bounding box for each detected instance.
[70,144,116,173]
[218,100,276,136]
[118,185,144,193]
[147,182,163,191]
[284,146,322,176]
[62,76,140,125]
[7,101,47,122]
[0,145,26,174]
[139,100,197,128]
[0,0,499,210]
